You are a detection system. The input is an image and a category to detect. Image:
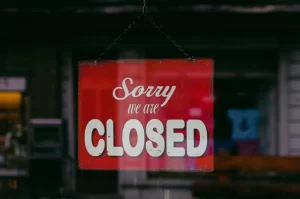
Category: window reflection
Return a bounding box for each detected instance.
[214,77,276,155]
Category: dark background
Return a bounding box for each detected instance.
[1,0,299,198]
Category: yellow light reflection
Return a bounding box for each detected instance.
[8,180,18,190]
[0,112,19,120]
[0,92,22,109]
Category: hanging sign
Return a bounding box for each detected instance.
[78,59,214,171]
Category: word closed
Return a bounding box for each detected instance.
[85,119,208,157]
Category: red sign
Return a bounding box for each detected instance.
[78,59,214,171]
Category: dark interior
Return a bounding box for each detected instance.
[214,78,274,139]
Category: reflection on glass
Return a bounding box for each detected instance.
[0,92,27,169]
[214,77,276,155]
[33,126,60,146]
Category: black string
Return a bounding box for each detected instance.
[141,0,195,62]
[94,0,195,64]
[94,14,142,64]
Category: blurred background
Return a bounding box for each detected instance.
[1,0,300,198]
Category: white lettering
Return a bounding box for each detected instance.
[84,119,105,157]
[122,119,145,157]
[166,120,185,157]
[145,119,165,157]
[186,120,208,157]
[83,119,208,157]
[128,104,141,114]
[107,119,124,156]
[112,77,176,107]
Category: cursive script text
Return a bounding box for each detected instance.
[112,77,176,107]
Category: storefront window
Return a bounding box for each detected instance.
[214,78,276,155]
[145,48,278,156]
[213,50,278,156]
[0,88,28,169]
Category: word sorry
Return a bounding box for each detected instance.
[84,119,208,157]
[112,77,176,107]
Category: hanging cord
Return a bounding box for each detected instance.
[142,0,195,62]
[94,14,142,64]
[94,0,195,64]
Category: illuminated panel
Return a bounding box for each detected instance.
[0,92,22,110]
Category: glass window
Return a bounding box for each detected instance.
[33,126,60,146]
